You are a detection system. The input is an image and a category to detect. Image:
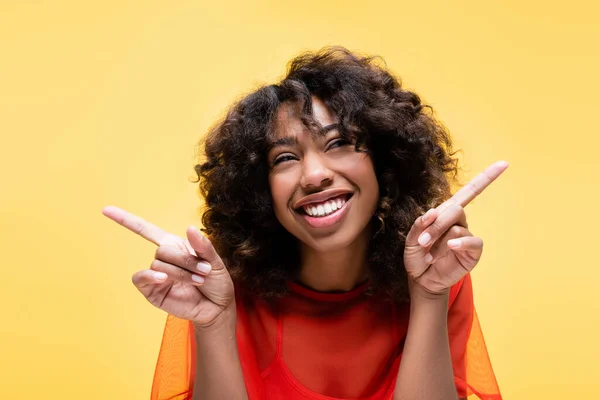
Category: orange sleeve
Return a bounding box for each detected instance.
[150,295,265,400]
[448,274,502,399]
[150,314,195,400]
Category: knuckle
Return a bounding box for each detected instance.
[429,219,443,235]
[467,182,480,196]
[177,267,188,281]
[180,252,194,269]
[411,218,423,233]
[413,214,422,227]
[155,245,168,261]
[452,203,465,217]
[416,210,430,225]
[449,225,463,236]
[132,270,148,286]
[133,220,146,236]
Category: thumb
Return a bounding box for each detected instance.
[404,208,437,278]
[186,226,226,271]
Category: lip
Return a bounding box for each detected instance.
[298,195,353,229]
[293,188,354,209]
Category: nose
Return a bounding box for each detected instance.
[300,152,333,189]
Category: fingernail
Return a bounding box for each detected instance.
[418,232,431,246]
[197,262,211,274]
[191,274,205,284]
[154,272,167,281]
[448,239,461,248]
[424,253,433,263]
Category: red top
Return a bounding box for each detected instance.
[150,274,501,400]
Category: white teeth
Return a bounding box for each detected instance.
[302,196,348,217]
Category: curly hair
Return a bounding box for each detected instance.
[194,46,459,302]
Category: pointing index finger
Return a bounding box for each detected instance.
[102,206,169,246]
[439,161,509,213]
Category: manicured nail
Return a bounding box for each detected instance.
[197,262,211,274]
[154,272,167,281]
[418,232,431,246]
[191,274,205,284]
[448,239,461,249]
[424,253,433,263]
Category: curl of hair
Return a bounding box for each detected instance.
[194,46,458,302]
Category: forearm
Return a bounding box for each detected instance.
[394,288,457,400]
[192,306,248,400]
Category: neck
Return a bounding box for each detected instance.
[297,230,370,292]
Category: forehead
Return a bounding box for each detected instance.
[272,97,338,140]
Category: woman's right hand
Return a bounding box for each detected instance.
[102,206,235,328]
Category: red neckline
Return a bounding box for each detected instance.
[286,280,370,302]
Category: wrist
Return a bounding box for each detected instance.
[408,280,450,306]
[193,303,237,335]
[408,284,449,326]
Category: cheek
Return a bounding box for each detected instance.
[350,154,378,187]
[269,175,293,214]
[355,157,380,208]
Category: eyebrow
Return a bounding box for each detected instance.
[321,123,339,134]
[268,123,340,148]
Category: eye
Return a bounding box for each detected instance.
[272,153,297,166]
[326,138,350,151]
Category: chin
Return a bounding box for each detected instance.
[299,225,371,253]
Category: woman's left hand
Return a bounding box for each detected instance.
[403,161,509,297]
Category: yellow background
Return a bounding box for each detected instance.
[1,1,598,398]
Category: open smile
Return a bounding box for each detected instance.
[294,193,353,229]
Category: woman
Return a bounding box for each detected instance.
[103,47,505,400]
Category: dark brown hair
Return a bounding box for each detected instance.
[195,46,458,302]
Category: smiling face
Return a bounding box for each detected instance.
[267,97,379,253]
